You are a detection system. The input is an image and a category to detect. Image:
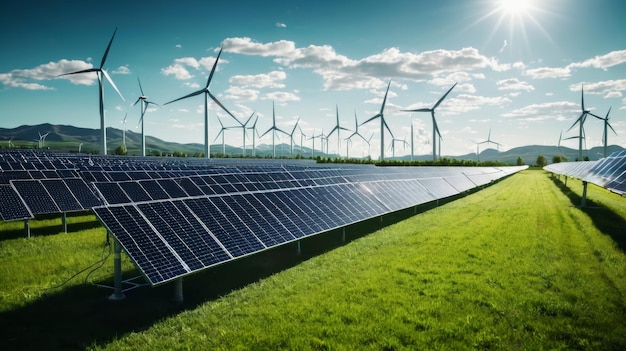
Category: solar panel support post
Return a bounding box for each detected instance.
[108,236,126,301]
[581,181,588,208]
[565,177,568,186]
[341,228,346,243]
[173,278,184,304]
[62,212,67,233]
[24,219,30,238]
[297,240,301,255]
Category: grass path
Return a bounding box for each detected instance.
[87,170,626,350]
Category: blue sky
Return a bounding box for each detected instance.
[1,0,625,159]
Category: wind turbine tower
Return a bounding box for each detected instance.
[360,80,394,161]
[134,77,159,157]
[59,28,125,155]
[164,47,236,159]
[402,82,457,161]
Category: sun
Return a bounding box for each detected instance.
[498,0,534,16]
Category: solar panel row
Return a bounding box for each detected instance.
[10,178,100,215]
[93,165,528,286]
[544,150,626,195]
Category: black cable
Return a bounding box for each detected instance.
[43,240,111,291]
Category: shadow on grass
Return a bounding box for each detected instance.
[0,200,447,351]
[0,212,102,241]
[550,175,626,252]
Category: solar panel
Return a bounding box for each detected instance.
[11,180,60,215]
[0,185,33,221]
[544,151,626,195]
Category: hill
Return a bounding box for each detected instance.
[0,123,622,162]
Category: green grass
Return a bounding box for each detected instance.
[1,170,625,350]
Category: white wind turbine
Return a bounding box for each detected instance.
[120,113,128,149]
[248,115,259,157]
[598,107,617,158]
[360,80,394,161]
[214,115,234,156]
[480,128,502,151]
[8,138,14,149]
[402,82,457,161]
[567,84,601,161]
[260,101,289,158]
[164,47,236,159]
[308,129,323,157]
[228,112,254,156]
[298,125,306,155]
[59,28,125,156]
[347,110,368,158]
[134,77,159,157]
[327,105,350,157]
[288,117,300,156]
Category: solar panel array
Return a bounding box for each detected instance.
[0,149,528,286]
[544,150,626,195]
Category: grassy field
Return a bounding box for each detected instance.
[1,169,625,350]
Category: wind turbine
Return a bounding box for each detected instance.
[598,107,617,158]
[38,131,50,149]
[59,28,125,155]
[482,128,502,151]
[120,113,128,149]
[308,129,322,157]
[248,115,259,157]
[567,84,601,161]
[472,140,481,162]
[365,133,374,159]
[214,115,233,156]
[402,82,457,161]
[347,110,368,159]
[360,80,394,161]
[260,102,289,158]
[298,125,306,155]
[327,105,350,157]
[288,117,300,156]
[557,130,563,156]
[78,143,83,153]
[134,77,159,157]
[164,47,236,159]
[389,136,409,158]
[8,138,14,149]
[229,112,254,156]
[410,121,414,161]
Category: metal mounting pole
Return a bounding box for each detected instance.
[24,219,30,238]
[173,278,184,303]
[108,235,126,301]
[341,228,346,243]
[62,212,67,233]
[581,181,588,208]
[297,240,301,255]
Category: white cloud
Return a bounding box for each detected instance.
[276,22,287,28]
[161,63,194,80]
[112,65,131,74]
[263,91,300,103]
[496,78,534,92]
[229,70,286,88]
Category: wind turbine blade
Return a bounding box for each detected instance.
[137,76,145,96]
[383,118,394,139]
[580,84,585,112]
[379,80,391,114]
[133,97,142,107]
[213,129,224,142]
[566,113,584,132]
[208,92,238,120]
[58,68,99,77]
[243,113,254,126]
[260,128,272,138]
[102,69,125,102]
[206,47,223,88]
[291,117,300,135]
[100,28,117,68]
[145,100,159,107]
[164,89,205,105]
[433,82,457,109]
[276,127,289,136]
[402,108,432,113]
[360,114,381,126]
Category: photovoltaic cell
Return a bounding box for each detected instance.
[0,185,32,221]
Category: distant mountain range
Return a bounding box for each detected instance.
[1,123,623,164]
